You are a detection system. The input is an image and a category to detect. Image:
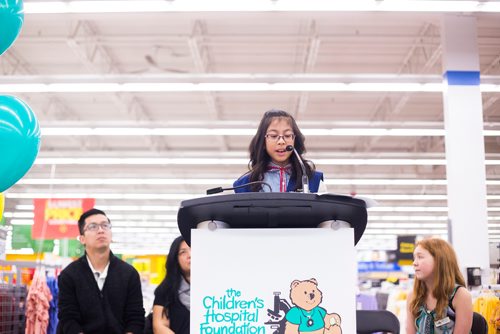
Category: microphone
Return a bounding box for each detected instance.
[286,145,309,193]
[206,181,272,195]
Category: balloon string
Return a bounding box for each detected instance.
[35,164,57,265]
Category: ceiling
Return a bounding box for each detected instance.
[2,2,500,254]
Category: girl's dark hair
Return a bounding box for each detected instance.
[155,236,186,318]
[246,109,315,191]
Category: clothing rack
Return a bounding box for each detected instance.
[0,260,61,287]
[483,284,500,290]
[0,283,27,333]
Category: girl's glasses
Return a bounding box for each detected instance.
[265,133,295,142]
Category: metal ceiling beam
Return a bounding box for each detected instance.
[354,23,443,152]
[0,50,82,143]
[66,20,170,151]
[482,51,500,122]
[295,20,320,119]
[188,20,228,151]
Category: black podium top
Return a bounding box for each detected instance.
[177,192,368,245]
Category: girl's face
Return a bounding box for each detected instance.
[413,245,435,282]
[178,241,191,275]
[265,118,295,166]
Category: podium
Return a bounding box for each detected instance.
[178,192,368,334]
[178,192,368,245]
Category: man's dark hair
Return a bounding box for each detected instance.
[78,208,109,235]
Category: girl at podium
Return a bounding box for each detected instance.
[152,236,191,334]
[406,238,473,334]
[233,109,326,193]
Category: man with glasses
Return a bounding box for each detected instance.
[57,208,145,334]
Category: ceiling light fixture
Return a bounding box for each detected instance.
[0,192,484,201]
[14,204,180,211]
[0,82,449,93]
[11,205,500,213]
[5,193,199,200]
[32,157,500,166]
[22,0,500,14]
[14,177,500,186]
[39,127,500,137]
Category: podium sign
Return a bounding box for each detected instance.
[191,228,357,334]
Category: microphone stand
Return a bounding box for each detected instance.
[286,145,309,193]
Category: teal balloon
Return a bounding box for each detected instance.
[0,0,24,56]
[0,95,40,192]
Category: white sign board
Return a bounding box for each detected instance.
[192,228,357,334]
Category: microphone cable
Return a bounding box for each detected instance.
[206,181,272,195]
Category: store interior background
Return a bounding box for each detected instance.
[1,1,500,324]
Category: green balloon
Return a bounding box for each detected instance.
[0,0,24,56]
[0,95,41,192]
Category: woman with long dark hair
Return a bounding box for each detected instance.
[152,236,190,334]
[233,109,325,193]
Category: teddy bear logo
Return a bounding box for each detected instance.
[284,278,342,334]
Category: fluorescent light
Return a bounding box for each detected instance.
[38,127,500,137]
[0,82,494,93]
[369,216,449,221]
[112,227,180,233]
[480,84,500,92]
[41,127,256,136]
[15,177,500,187]
[110,221,178,227]
[327,179,448,185]
[4,210,497,222]
[14,204,180,212]
[369,207,449,212]
[22,0,500,14]
[0,82,478,93]
[368,223,447,228]
[107,215,177,220]
[29,157,500,166]
[108,247,177,256]
[17,178,233,185]
[365,194,447,200]
[6,249,35,255]
[11,204,500,213]
[2,212,35,218]
[101,205,180,212]
[306,129,445,136]
[7,192,500,201]
[5,193,200,200]
[0,82,444,93]
[10,219,34,225]
[34,158,248,165]
[364,229,449,234]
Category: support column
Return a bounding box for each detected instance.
[441,15,489,282]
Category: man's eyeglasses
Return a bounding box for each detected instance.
[84,222,112,232]
[265,133,295,142]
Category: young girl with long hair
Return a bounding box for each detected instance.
[152,236,191,334]
[406,238,473,334]
[233,109,325,193]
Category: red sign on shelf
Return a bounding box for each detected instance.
[32,198,95,239]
